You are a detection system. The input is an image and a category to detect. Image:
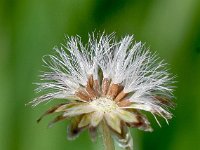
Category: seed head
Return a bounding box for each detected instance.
[29,33,175,150]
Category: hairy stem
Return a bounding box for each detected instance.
[101,120,115,150]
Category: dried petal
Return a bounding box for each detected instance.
[104,112,121,133]
[55,102,81,112]
[37,103,68,123]
[116,109,138,123]
[67,116,85,140]
[90,111,103,127]
[127,110,153,132]
[78,114,91,128]
[48,114,68,128]
[63,104,95,117]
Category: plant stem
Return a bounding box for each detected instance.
[100,120,115,150]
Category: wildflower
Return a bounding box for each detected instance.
[29,33,175,150]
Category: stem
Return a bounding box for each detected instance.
[100,120,115,150]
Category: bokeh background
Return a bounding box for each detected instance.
[0,0,200,150]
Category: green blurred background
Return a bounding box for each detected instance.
[0,0,200,150]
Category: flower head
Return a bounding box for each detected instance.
[30,33,175,150]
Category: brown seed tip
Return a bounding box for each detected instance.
[102,78,110,96]
[93,79,100,96]
[115,90,128,102]
[118,99,131,107]
[88,75,94,87]
[107,83,123,99]
[86,75,97,99]
[75,90,91,101]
